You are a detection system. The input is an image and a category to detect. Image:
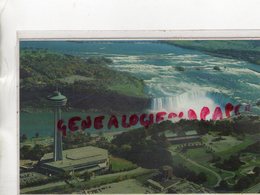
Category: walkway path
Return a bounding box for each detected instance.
[178,153,222,187]
[243,183,260,193]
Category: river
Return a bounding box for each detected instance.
[20,41,260,137]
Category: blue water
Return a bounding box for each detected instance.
[20,41,260,137]
[21,41,198,56]
[21,41,260,104]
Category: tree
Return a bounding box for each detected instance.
[20,134,28,142]
[98,131,104,137]
[234,176,252,191]
[120,144,132,153]
[61,171,72,181]
[197,172,207,183]
[35,132,39,138]
[20,145,32,159]
[215,180,229,192]
[30,144,45,161]
[81,171,91,181]
[253,166,260,175]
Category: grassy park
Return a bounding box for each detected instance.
[168,132,260,190]
[109,156,137,172]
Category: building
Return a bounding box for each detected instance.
[162,130,201,144]
[167,135,201,144]
[160,165,173,180]
[41,92,109,175]
[39,146,109,174]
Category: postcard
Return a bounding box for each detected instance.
[19,40,260,194]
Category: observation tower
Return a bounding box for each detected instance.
[47,91,67,161]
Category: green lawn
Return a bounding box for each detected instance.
[176,153,219,187]
[216,136,255,159]
[169,133,259,190]
[169,144,237,187]
[168,147,219,187]
[108,81,146,98]
[203,134,255,159]
[110,156,137,172]
[185,147,213,163]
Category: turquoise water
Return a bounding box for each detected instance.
[20,112,140,138]
[20,41,260,137]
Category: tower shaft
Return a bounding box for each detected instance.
[54,107,63,161]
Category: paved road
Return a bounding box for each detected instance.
[21,167,150,194]
[208,163,235,185]
[178,153,222,187]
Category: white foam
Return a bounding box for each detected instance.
[247,82,260,89]
[150,90,234,120]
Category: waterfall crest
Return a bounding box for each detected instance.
[150,90,235,120]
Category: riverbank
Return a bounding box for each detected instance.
[20,49,149,114]
[163,40,260,66]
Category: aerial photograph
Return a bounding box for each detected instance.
[20,40,260,194]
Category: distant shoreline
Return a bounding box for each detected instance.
[162,40,260,66]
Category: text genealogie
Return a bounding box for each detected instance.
[57,102,251,136]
